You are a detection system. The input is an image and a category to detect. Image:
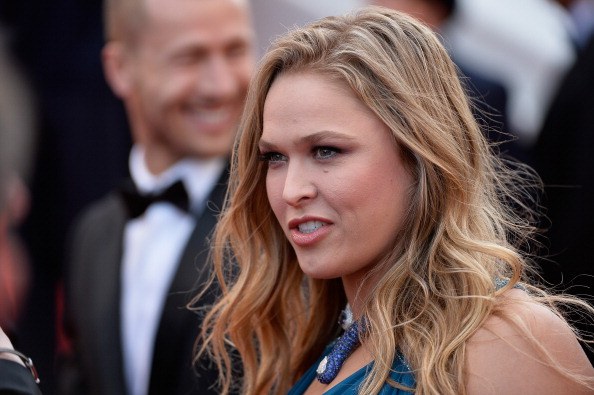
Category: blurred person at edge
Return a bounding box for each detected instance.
[0,23,41,395]
[57,0,255,394]
[556,0,594,47]
[436,0,576,161]
[0,24,35,343]
[533,32,594,364]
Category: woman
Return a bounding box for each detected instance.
[196,7,594,394]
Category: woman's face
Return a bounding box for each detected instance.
[260,71,414,289]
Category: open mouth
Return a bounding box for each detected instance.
[297,220,326,234]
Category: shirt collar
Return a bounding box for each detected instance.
[129,145,226,212]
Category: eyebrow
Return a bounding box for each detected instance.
[258,130,356,150]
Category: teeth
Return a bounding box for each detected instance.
[298,221,325,234]
[191,108,231,124]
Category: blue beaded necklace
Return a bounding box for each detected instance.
[316,305,365,384]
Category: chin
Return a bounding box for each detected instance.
[298,263,341,280]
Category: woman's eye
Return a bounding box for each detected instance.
[314,146,340,159]
[259,152,287,164]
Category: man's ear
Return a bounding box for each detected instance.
[102,41,133,99]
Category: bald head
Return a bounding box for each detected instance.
[103,0,251,45]
[103,0,142,43]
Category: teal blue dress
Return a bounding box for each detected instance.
[287,346,415,394]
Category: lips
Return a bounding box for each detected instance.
[191,107,232,124]
[288,217,332,247]
[183,103,238,134]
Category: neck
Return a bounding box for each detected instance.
[341,271,381,320]
[144,147,180,175]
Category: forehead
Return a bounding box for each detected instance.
[262,72,391,143]
[264,72,368,118]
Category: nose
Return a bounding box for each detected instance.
[282,162,317,206]
[197,56,238,101]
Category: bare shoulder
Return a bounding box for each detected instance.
[465,289,594,394]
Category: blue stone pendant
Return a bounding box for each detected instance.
[316,319,362,384]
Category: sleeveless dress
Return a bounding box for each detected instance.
[287,279,521,394]
[287,348,415,394]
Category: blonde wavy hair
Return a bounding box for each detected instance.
[194,6,592,394]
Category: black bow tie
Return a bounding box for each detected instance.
[119,180,190,219]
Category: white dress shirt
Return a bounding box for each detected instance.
[121,146,225,395]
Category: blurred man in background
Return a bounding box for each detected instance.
[58,0,256,394]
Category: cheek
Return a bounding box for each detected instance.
[233,62,254,93]
[379,173,413,236]
[152,63,198,99]
[348,163,411,235]
[266,172,285,221]
[163,71,196,100]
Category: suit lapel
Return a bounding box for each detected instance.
[70,193,128,394]
[148,167,229,395]
[97,197,128,394]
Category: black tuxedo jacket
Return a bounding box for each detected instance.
[59,169,229,395]
[534,36,594,363]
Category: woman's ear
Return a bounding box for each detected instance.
[102,41,133,99]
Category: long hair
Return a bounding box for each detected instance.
[195,7,590,394]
